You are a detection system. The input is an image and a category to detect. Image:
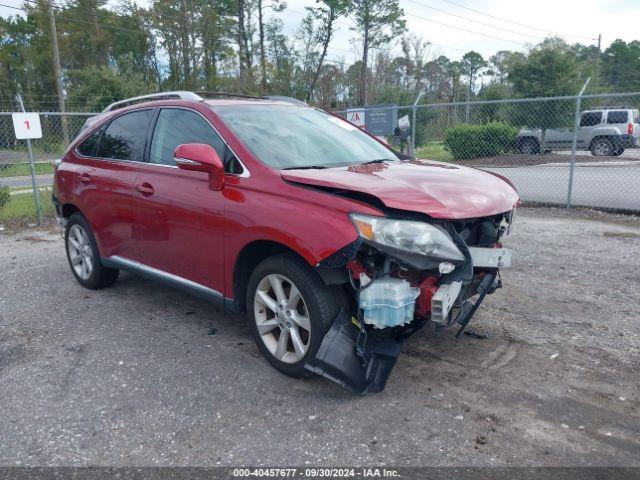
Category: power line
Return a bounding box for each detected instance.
[286,6,468,54]
[404,0,544,40]
[405,11,527,46]
[437,0,595,41]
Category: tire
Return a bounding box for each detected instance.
[246,253,346,378]
[590,137,614,156]
[612,147,625,156]
[519,138,539,155]
[65,213,119,289]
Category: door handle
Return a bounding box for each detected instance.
[78,173,91,184]
[136,182,155,196]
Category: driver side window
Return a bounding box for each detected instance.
[150,108,243,174]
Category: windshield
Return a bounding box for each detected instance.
[213,105,399,169]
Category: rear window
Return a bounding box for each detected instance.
[96,109,153,162]
[76,127,103,157]
[606,111,629,124]
[580,112,602,127]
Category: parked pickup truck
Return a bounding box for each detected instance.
[517,107,640,156]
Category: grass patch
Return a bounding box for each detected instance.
[0,162,55,178]
[0,187,55,222]
[415,142,453,162]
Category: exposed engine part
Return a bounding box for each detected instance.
[431,281,463,324]
[455,272,499,338]
[358,278,419,329]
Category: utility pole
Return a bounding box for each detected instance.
[48,1,69,145]
[594,33,602,89]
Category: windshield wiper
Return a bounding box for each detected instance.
[360,158,395,165]
[281,165,328,170]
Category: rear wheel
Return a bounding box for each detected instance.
[590,138,614,156]
[519,138,539,155]
[612,147,625,156]
[247,253,345,378]
[65,213,119,289]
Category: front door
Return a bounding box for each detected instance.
[133,108,229,294]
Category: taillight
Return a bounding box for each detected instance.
[628,123,634,135]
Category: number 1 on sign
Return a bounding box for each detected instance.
[25,120,30,130]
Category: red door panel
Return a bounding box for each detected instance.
[74,159,139,260]
[133,164,226,292]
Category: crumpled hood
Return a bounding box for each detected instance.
[281,159,520,219]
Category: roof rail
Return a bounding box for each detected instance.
[195,91,263,100]
[102,91,204,112]
[265,95,308,106]
[588,105,636,110]
[197,91,308,105]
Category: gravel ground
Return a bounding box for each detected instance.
[0,208,639,467]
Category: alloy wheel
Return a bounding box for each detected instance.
[593,140,612,156]
[253,273,311,364]
[68,224,94,280]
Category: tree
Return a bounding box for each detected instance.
[601,39,640,91]
[305,0,350,103]
[350,0,405,105]
[257,0,286,92]
[461,51,487,121]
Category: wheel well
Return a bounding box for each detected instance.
[62,203,81,218]
[518,136,538,144]
[232,240,308,313]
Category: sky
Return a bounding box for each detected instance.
[1,0,639,66]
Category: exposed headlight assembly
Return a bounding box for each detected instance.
[350,213,465,262]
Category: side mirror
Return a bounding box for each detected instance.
[174,143,225,191]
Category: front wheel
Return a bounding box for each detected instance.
[247,254,345,378]
[65,213,119,289]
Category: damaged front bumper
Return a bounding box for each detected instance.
[307,214,514,395]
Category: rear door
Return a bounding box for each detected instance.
[74,109,154,260]
[578,111,603,148]
[133,107,232,293]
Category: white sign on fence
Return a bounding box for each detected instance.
[346,108,365,128]
[12,112,43,140]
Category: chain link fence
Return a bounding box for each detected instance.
[1,92,639,225]
[0,112,94,225]
[337,92,640,212]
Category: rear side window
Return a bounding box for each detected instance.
[580,112,602,127]
[76,127,103,157]
[149,108,227,167]
[606,111,629,124]
[96,109,153,162]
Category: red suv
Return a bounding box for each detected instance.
[54,92,519,393]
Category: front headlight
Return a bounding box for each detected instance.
[350,213,465,262]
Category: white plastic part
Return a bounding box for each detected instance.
[431,281,462,324]
[469,247,513,268]
[358,278,419,329]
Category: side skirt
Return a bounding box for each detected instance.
[102,255,238,312]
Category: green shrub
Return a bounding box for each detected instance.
[0,186,10,211]
[443,122,518,160]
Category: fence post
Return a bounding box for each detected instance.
[410,90,424,157]
[17,94,42,225]
[566,78,591,208]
